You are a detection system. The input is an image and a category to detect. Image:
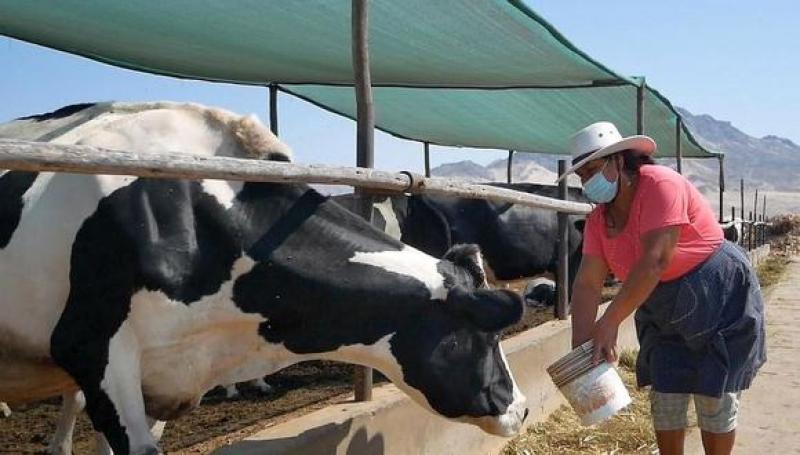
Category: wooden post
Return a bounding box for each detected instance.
[748,211,754,251]
[269,83,279,136]
[675,119,683,174]
[352,0,373,402]
[423,142,431,177]
[718,154,725,222]
[556,160,570,320]
[740,179,745,221]
[753,189,759,226]
[763,196,768,245]
[507,150,514,184]
[636,83,645,135]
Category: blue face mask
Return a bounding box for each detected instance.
[582,160,618,203]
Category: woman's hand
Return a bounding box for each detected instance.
[591,316,619,364]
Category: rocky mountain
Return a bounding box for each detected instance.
[677,108,800,192]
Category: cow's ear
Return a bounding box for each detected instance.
[446,286,522,332]
[442,243,488,288]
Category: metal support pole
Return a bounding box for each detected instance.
[556,160,570,320]
[507,150,514,184]
[762,195,767,245]
[352,0,373,402]
[718,154,725,222]
[636,83,645,135]
[269,83,279,136]
[423,142,431,177]
[740,179,745,221]
[753,189,759,225]
[675,119,683,174]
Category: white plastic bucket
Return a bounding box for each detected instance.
[546,340,632,426]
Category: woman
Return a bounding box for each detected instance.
[556,122,766,455]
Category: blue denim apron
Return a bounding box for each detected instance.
[635,241,767,397]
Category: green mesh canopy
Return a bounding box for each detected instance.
[0,0,715,158]
[283,83,709,157]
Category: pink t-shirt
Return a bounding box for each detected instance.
[582,165,723,282]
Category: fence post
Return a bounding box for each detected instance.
[753,189,758,224]
[423,142,431,177]
[556,160,570,320]
[675,119,683,174]
[636,82,645,134]
[352,0,374,402]
[507,150,514,184]
[269,83,279,136]
[740,179,744,222]
[748,211,754,251]
[762,195,767,246]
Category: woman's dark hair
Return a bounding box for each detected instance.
[619,149,655,174]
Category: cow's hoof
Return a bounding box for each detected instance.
[0,402,11,418]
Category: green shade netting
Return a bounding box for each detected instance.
[0,0,714,158]
[283,84,710,158]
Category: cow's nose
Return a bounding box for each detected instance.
[522,408,529,423]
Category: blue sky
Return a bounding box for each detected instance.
[1,1,797,173]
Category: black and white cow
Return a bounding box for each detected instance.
[720,217,743,244]
[335,184,587,286]
[522,277,556,308]
[0,102,527,454]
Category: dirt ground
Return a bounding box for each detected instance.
[0,278,557,454]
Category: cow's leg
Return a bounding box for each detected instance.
[45,390,85,455]
[0,401,10,418]
[55,323,158,455]
[250,377,272,394]
[93,418,162,455]
[224,383,240,399]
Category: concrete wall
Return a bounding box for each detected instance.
[216,313,640,455]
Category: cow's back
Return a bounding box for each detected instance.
[0,102,291,360]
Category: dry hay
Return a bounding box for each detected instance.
[756,253,791,289]
[502,350,663,455]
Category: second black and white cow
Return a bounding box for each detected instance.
[335,184,587,287]
[0,102,527,455]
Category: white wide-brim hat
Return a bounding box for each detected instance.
[554,121,656,183]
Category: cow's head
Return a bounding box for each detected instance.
[364,244,528,436]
